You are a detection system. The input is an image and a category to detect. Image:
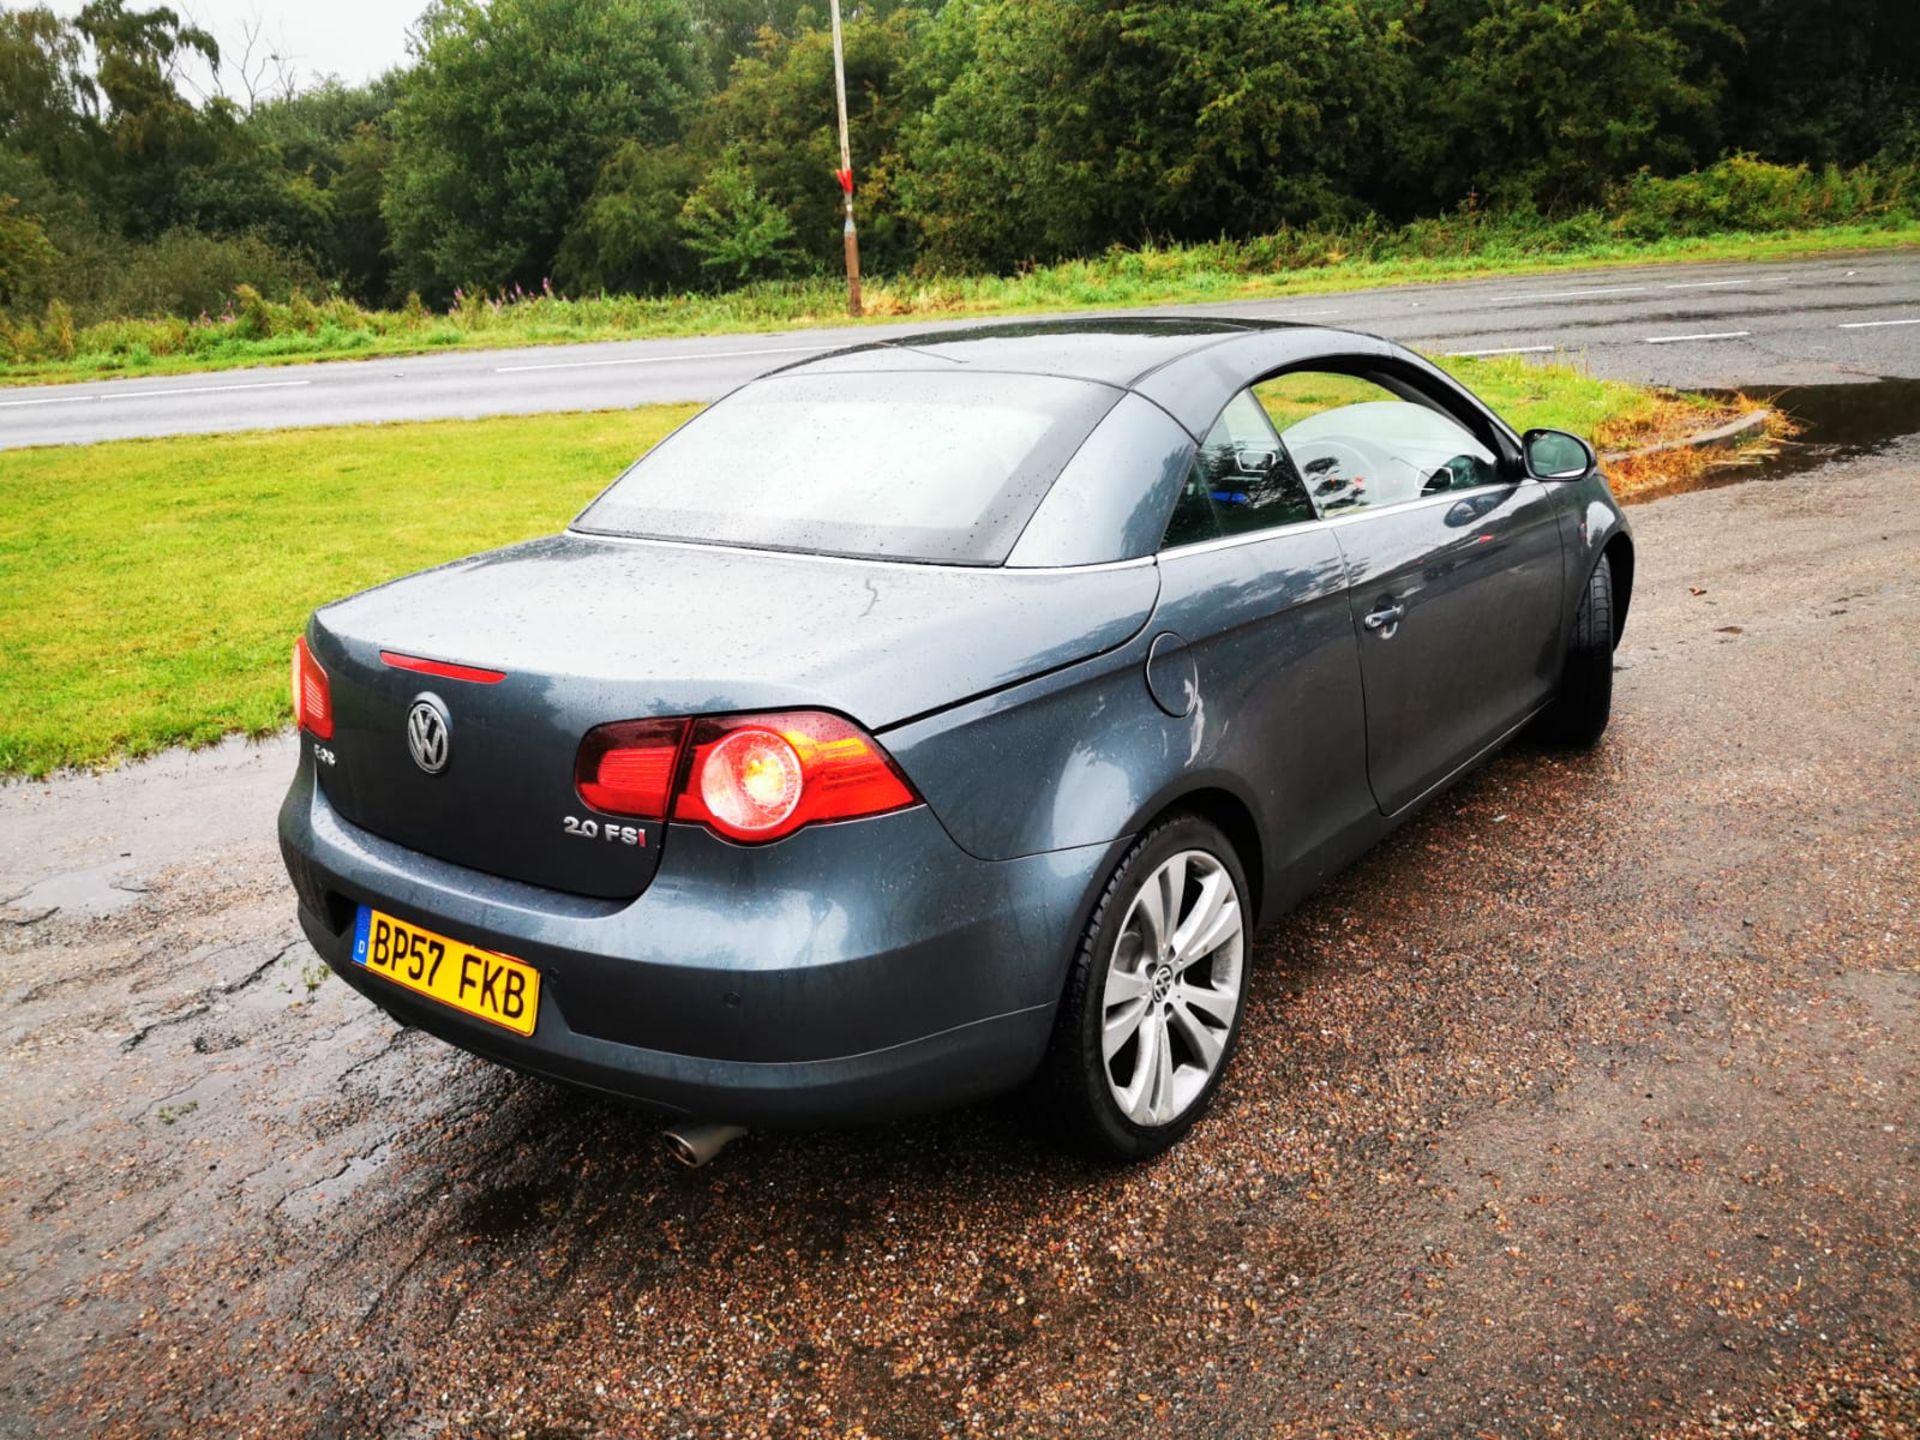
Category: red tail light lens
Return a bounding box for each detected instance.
[291,635,333,740]
[673,711,917,843]
[575,718,691,818]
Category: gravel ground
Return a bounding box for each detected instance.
[2,446,1916,1438]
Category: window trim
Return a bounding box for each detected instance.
[1159,511,1327,559]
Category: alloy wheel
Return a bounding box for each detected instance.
[1100,849,1245,1128]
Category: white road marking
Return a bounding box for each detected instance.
[0,392,97,408]
[1492,285,1652,303]
[1837,317,1920,329]
[0,378,311,408]
[109,380,312,401]
[1644,330,1751,344]
[1444,345,1556,357]
[1665,279,1751,290]
[494,344,837,374]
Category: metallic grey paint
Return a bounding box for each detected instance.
[279,317,1633,1127]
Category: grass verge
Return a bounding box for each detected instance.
[0,358,1736,777]
[4,222,1915,387]
[0,405,698,777]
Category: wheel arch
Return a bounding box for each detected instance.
[1129,783,1267,927]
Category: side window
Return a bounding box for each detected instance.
[1253,371,1499,516]
[1161,390,1320,548]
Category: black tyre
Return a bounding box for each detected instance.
[1537,552,1615,747]
[1045,813,1251,1161]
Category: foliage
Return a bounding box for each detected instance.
[382,0,706,300]
[0,195,57,305]
[678,149,806,281]
[1389,0,1735,213]
[899,0,1409,270]
[559,142,702,294]
[690,7,925,273]
[1718,0,1920,171]
[1608,154,1917,240]
[1,0,1917,328]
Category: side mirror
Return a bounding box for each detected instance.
[1523,428,1596,480]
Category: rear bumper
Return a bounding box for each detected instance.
[279,759,1116,1127]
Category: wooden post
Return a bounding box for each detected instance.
[829,0,862,317]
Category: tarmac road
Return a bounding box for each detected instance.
[2,249,1917,448]
[2,437,1915,1436]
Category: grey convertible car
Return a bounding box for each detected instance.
[279,318,1632,1161]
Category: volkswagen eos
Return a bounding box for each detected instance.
[279,319,1632,1161]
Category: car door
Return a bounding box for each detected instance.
[1151,392,1379,910]
[1256,370,1566,816]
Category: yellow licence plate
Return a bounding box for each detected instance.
[352,906,540,1037]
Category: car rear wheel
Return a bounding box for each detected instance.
[1536,552,1615,748]
[1046,815,1250,1161]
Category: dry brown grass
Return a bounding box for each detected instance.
[1603,398,1797,503]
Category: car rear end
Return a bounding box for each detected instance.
[277,366,1167,1125]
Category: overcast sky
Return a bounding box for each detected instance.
[44,0,420,93]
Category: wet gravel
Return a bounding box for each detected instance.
[2,446,1916,1438]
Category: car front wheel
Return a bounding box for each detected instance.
[1047,814,1251,1161]
[1537,552,1615,748]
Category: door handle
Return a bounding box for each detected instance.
[1363,602,1405,633]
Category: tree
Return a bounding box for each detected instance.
[0,6,99,181]
[0,194,58,307]
[1717,0,1920,167]
[678,147,805,280]
[896,0,1410,271]
[1387,0,1734,211]
[382,0,706,299]
[687,5,925,273]
[559,142,701,294]
[72,0,239,233]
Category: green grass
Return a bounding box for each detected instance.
[0,356,1722,777]
[5,221,1915,387]
[0,405,698,777]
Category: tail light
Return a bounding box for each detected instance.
[291,635,333,740]
[575,718,689,818]
[675,712,917,842]
[575,710,917,843]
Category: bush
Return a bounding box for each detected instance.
[678,154,807,283]
[1608,156,1919,241]
[43,298,74,358]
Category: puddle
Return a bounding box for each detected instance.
[1728,375,1920,480]
[458,1174,572,1241]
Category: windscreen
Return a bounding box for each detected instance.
[573,371,1122,564]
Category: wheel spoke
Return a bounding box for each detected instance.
[1102,995,1149,1061]
[1170,872,1239,972]
[1168,995,1225,1071]
[1173,978,1237,1028]
[1153,854,1187,956]
[1149,1010,1175,1123]
[1116,1012,1161,1122]
[1104,964,1151,1005]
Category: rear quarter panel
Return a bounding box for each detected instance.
[884,531,1376,924]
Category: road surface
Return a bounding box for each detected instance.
[2,438,1916,1436]
[3,250,1917,448]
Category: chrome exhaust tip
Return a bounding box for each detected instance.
[663,1121,748,1169]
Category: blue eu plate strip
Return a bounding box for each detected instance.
[351,905,372,966]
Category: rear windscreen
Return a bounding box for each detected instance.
[572,371,1122,564]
